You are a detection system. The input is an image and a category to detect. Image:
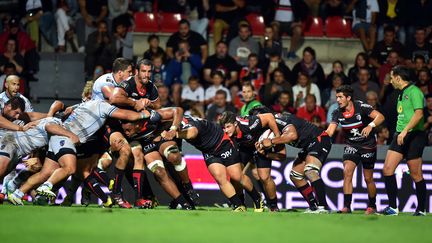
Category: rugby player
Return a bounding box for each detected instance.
[0,75,33,112]
[121,107,195,209]
[8,100,152,206]
[382,66,427,216]
[257,107,332,213]
[219,111,282,211]
[326,85,385,214]
[176,116,264,212]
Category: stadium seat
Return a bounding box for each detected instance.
[245,13,265,35]
[134,12,158,33]
[325,16,353,38]
[159,12,185,33]
[303,17,324,37]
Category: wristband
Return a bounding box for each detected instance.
[140,112,148,119]
[368,122,376,128]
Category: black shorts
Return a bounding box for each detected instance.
[297,135,332,164]
[203,139,240,167]
[101,118,124,147]
[389,131,426,160]
[343,145,376,170]
[239,149,272,168]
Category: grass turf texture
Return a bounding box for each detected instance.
[0,204,430,243]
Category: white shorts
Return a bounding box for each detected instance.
[47,135,76,161]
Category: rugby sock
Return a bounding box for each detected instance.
[183,181,193,191]
[311,179,328,207]
[415,180,426,212]
[132,170,145,200]
[141,172,155,199]
[368,196,376,208]
[344,194,352,208]
[297,183,318,208]
[93,168,110,186]
[384,175,398,209]
[84,177,108,203]
[65,175,82,197]
[256,180,266,197]
[238,193,245,205]
[13,170,33,189]
[228,194,244,207]
[245,187,261,202]
[268,197,278,209]
[113,168,125,194]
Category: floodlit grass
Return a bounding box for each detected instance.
[0,204,430,243]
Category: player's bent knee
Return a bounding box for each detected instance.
[147,160,165,173]
[304,164,321,180]
[173,157,186,172]
[364,176,374,184]
[290,170,306,181]
[163,145,180,159]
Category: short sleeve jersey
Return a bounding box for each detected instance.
[12,117,62,157]
[91,73,119,101]
[180,116,224,153]
[396,84,425,132]
[235,115,266,148]
[331,100,376,147]
[63,100,118,143]
[275,113,323,148]
[119,76,159,102]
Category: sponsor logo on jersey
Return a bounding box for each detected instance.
[361,152,375,158]
[0,144,5,150]
[60,140,65,146]
[220,149,232,159]
[350,128,362,137]
[249,119,260,130]
[356,114,361,121]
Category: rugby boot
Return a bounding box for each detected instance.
[81,187,91,207]
[186,188,200,206]
[102,196,113,208]
[134,199,152,209]
[112,193,132,208]
[36,183,56,200]
[33,195,49,206]
[8,191,24,206]
[381,206,399,216]
[413,210,426,216]
[253,198,265,212]
[337,207,352,214]
[364,207,377,215]
[0,193,5,204]
[233,205,247,212]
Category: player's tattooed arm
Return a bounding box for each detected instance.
[262,124,297,148]
[258,113,281,137]
[159,107,184,140]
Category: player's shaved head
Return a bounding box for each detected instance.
[6,75,19,84]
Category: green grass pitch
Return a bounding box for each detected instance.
[0,204,430,243]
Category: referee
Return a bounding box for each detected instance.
[382,66,427,216]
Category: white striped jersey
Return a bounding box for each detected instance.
[91,73,119,101]
[63,100,117,143]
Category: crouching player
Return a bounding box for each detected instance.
[176,116,264,212]
[257,108,331,213]
[326,85,384,214]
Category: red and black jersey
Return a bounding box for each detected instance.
[275,113,323,148]
[127,109,163,141]
[119,76,159,102]
[235,115,266,148]
[330,100,376,148]
[180,116,225,153]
